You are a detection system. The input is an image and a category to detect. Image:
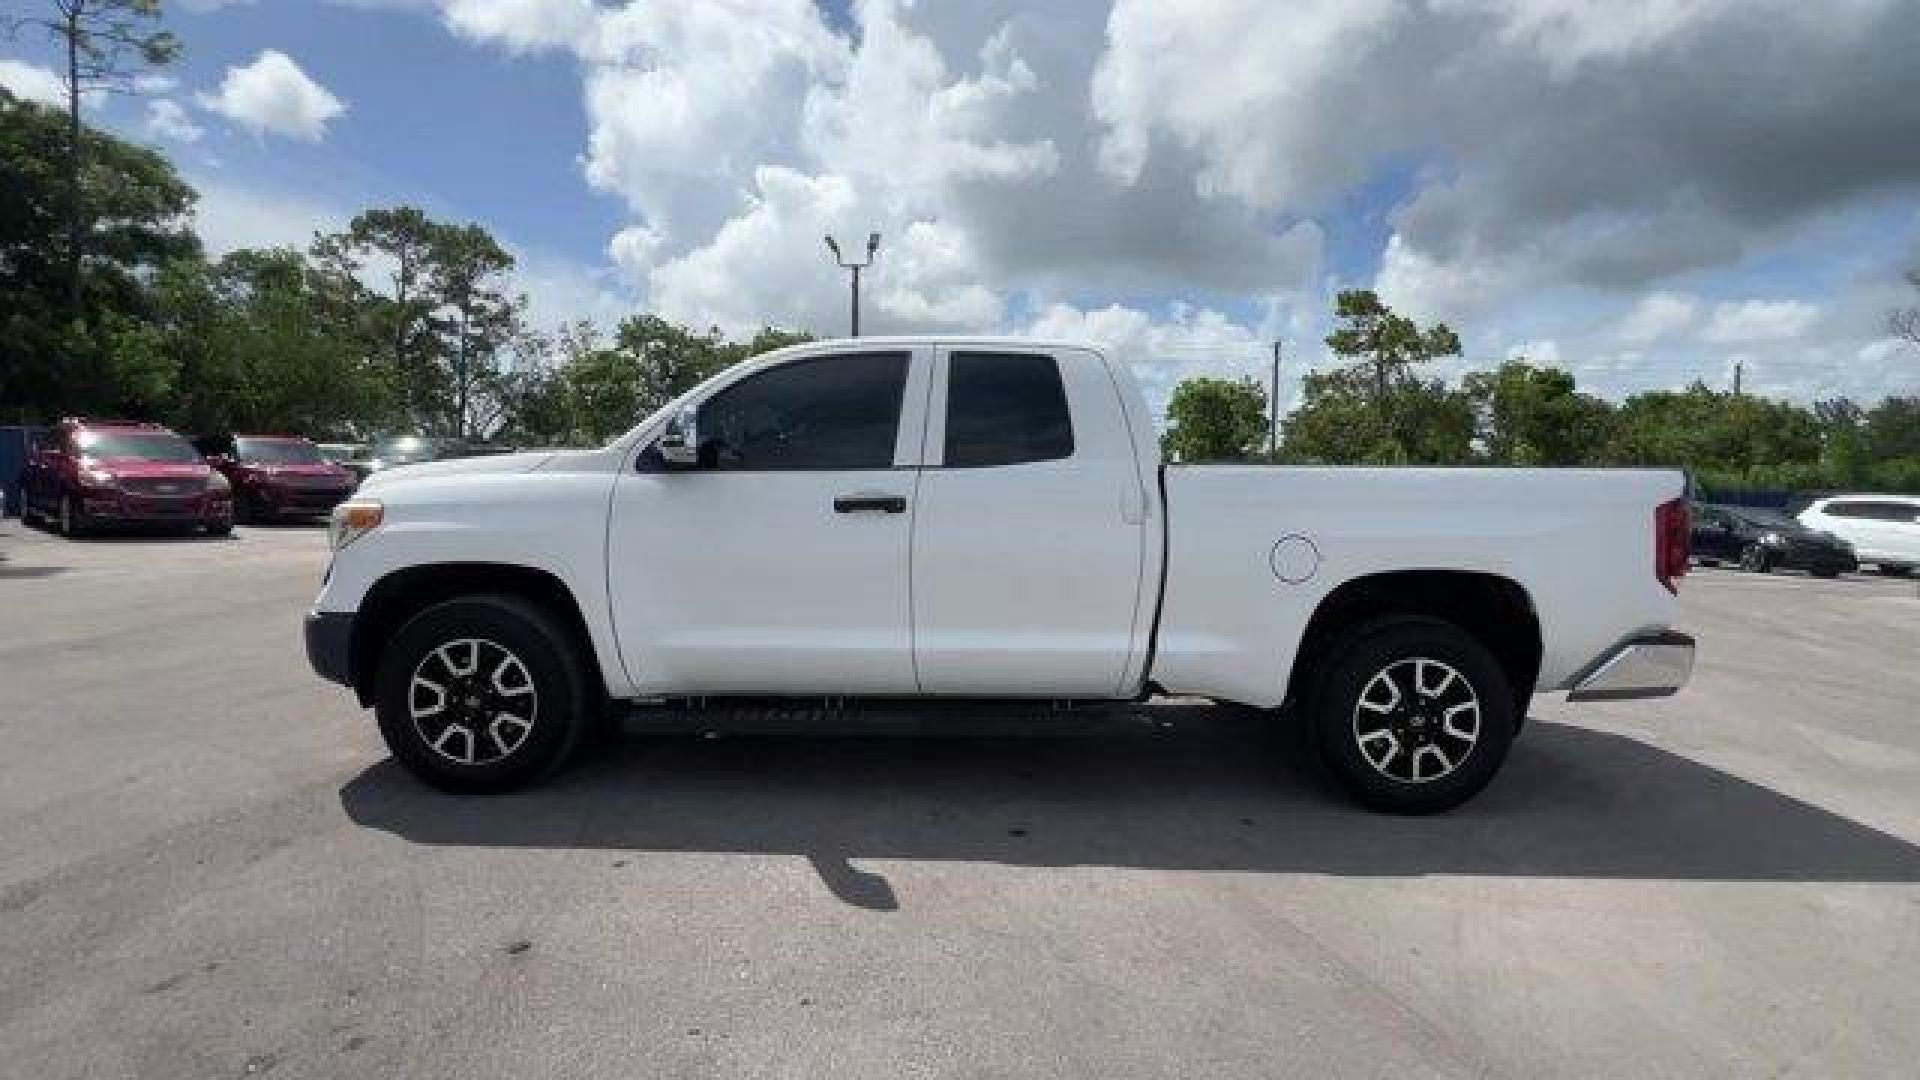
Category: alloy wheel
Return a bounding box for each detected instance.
[408,637,539,766]
[1350,656,1481,784]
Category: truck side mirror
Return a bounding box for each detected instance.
[658,406,699,467]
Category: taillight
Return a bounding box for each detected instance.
[1656,497,1688,593]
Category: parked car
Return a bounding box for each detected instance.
[315,441,372,477]
[305,337,1695,814]
[1798,495,1920,576]
[1691,503,1856,576]
[21,418,232,537]
[194,434,360,523]
[361,435,480,477]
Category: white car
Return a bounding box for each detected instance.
[1797,495,1920,575]
[305,336,1695,814]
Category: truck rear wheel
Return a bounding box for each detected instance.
[374,595,590,794]
[1306,618,1516,814]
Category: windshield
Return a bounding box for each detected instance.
[236,438,325,464]
[370,436,460,463]
[78,429,199,463]
[316,443,361,463]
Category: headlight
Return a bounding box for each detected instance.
[206,472,231,493]
[1759,531,1786,547]
[79,465,116,488]
[329,499,384,551]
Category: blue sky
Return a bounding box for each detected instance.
[5,0,1920,413]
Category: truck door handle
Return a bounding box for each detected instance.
[833,493,907,514]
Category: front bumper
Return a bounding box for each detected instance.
[1567,631,1695,702]
[81,489,230,525]
[304,610,356,688]
[1778,547,1857,573]
[255,484,354,516]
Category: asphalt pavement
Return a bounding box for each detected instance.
[1,521,1917,1079]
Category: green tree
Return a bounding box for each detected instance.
[1813,398,1872,489]
[429,222,522,438]
[311,206,448,430]
[1608,383,1825,490]
[310,207,532,437]
[1325,289,1461,424]
[535,318,813,446]
[107,249,382,436]
[1864,397,1920,459]
[1282,365,1476,464]
[1160,376,1269,462]
[1464,360,1614,465]
[1278,289,1472,464]
[15,0,181,311]
[725,325,815,364]
[0,93,196,421]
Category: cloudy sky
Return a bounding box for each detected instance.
[6,0,1920,413]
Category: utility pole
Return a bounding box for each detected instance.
[1269,340,1282,459]
[1733,360,1743,397]
[824,232,881,337]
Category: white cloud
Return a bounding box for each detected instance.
[0,59,65,107]
[441,0,598,54]
[426,0,1920,413]
[191,182,348,256]
[606,225,665,279]
[645,166,1002,337]
[1617,291,1698,343]
[1096,0,1920,315]
[1700,299,1822,344]
[198,50,346,141]
[514,247,638,334]
[1373,233,1513,324]
[449,0,1321,321]
[143,99,204,144]
[1027,300,1280,415]
[1506,338,1563,366]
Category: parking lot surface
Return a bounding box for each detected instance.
[2,522,1917,1079]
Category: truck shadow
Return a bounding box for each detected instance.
[338,709,1920,911]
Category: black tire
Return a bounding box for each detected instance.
[374,594,591,794]
[1697,557,1719,567]
[205,520,233,537]
[1877,564,1913,577]
[1810,568,1839,579]
[57,494,89,538]
[1305,618,1516,815]
[1739,545,1771,573]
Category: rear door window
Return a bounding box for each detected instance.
[943,352,1075,468]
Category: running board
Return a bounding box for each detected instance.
[615,697,1162,739]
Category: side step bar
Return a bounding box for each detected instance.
[615,697,1162,739]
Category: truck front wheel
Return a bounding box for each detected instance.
[374,595,590,794]
[1307,618,1516,814]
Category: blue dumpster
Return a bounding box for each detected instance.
[1,426,46,518]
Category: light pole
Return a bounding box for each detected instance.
[824,232,880,337]
[1269,339,1282,458]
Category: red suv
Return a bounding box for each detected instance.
[195,434,359,522]
[21,419,233,537]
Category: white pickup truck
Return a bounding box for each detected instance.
[306,337,1694,813]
